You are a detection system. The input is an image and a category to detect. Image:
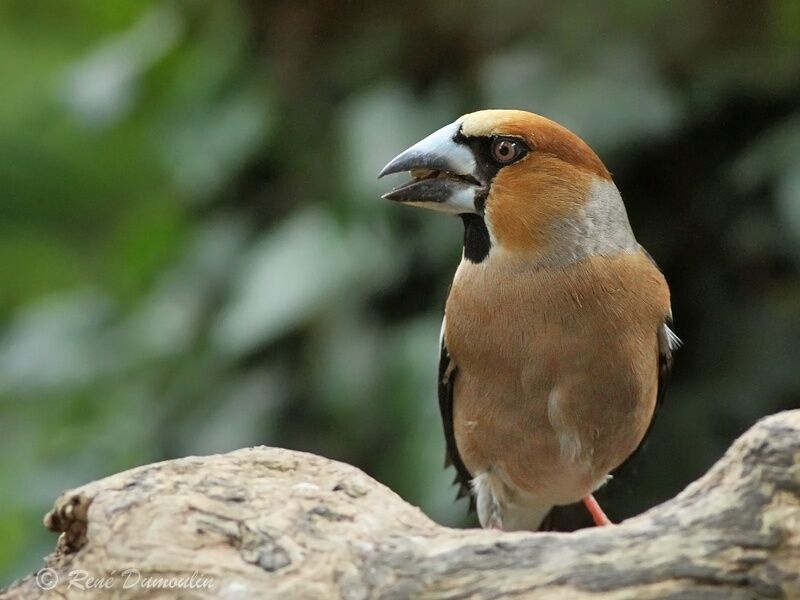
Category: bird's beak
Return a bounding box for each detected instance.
[378,121,483,215]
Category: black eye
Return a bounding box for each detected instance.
[491,137,525,164]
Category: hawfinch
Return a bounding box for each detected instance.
[378,110,678,531]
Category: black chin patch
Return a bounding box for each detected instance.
[460,214,491,263]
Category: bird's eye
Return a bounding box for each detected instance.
[491,137,525,164]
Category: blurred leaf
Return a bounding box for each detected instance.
[733,112,800,239]
[0,289,114,395]
[212,209,395,356]
[734,112,800,188]
[339,83,460,203]
[177,368,286,455]
[158,82,271,202]
[480,44,683,154]
[62,4,184,127]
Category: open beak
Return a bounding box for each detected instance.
[378,121,483,215]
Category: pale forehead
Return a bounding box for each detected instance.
[459,109,551,138]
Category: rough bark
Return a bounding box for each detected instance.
[2,410,799,599]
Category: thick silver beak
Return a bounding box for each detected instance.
[378,121,482,215]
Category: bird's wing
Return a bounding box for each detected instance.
[438,316,474,510]
[611,315,680,468]
[639,314,681,450]
[636,247,680,426]
[657,317,680,408]
[640,247,681,435]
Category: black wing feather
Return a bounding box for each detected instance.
[634,248,679,449]
[438,334,474,511]
[656,317,677,409]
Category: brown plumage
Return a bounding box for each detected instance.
[448,252,669,512]
[379,109,678,531]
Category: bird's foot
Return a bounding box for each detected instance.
[582,494,613,527]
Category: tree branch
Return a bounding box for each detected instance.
[3,411,800,599]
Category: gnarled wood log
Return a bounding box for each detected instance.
[2,411,799,599]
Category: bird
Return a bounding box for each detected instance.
[378,109,679,531]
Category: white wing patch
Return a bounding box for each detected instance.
[665,324,682,351]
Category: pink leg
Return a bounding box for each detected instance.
[582,494,613,527]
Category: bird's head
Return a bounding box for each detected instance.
[379,109,635,265]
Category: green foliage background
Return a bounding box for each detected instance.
[2,0,800,584]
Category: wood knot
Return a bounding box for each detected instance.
[43,493,92,554]
[236,523,291,573]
